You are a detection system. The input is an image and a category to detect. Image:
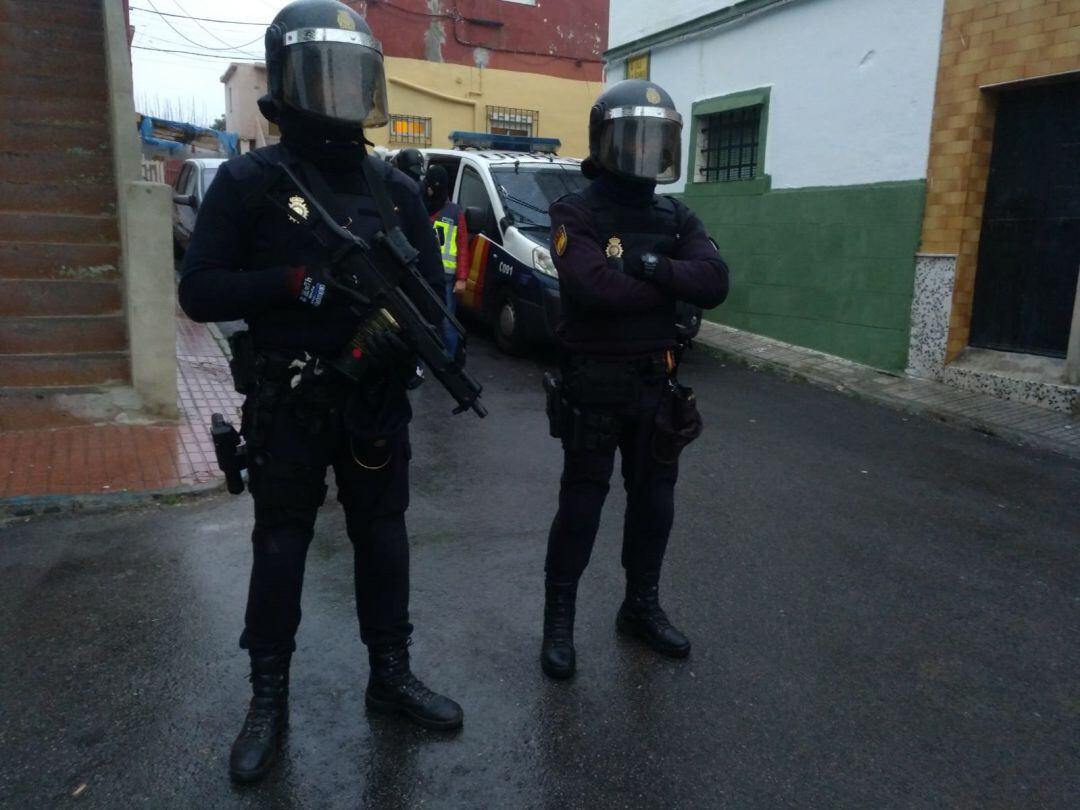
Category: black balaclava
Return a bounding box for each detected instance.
[593,166,656,206]
[259,94,370,171]
[423,164,449,215]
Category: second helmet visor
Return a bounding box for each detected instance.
[598,109,683,184]
[282,35,388,128]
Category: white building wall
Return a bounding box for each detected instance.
[610,0,739,49]
[607,0,945,191]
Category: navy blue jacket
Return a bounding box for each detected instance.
[179,142,443,356]
[551,177,729,356]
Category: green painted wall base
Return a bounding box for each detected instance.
[681,179,926,371]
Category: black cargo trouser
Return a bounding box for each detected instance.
[238,378,413,657]
[544,355,679,583]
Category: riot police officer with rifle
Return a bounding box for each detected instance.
[540,80,730,679]
[180,0,477,783]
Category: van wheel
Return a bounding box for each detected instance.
[494,292,526,354]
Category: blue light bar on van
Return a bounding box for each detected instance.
[449,130,561,154]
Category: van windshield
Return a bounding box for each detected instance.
[491,164,588,234]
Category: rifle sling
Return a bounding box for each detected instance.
[292,156,401,237]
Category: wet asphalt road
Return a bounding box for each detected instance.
[2,335,1078,809]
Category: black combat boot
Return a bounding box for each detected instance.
[229,653,290,783]
[540,578,578,679]
[616,574,691,658]
[365,644,463,731]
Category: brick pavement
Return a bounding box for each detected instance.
[1,314,241,510]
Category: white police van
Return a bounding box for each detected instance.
[407,131,584,352]
[400,131,701,352]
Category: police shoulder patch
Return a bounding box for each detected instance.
[554,223,568,256]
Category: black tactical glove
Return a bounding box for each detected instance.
[285,265,334,308]
[364,328,413,372]
[623,251,665,281]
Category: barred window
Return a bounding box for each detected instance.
[487,106,538,138]
[389,114,432,147]
[697,105,762,182]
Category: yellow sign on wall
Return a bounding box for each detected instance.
[627,53,650,81]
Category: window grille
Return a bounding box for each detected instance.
[698,105,761,182]
[487,106,538,138]
[389,114,432,147]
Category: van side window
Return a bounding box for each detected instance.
[182,166,198,196]
[175,164,192,194]
[458,165,499,244]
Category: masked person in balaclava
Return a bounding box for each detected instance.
[423,165,471,356]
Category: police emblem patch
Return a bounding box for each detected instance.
[646,87,661,104]
[605,236,624,258]
[337,10,356,30]
[554,224,568,256]
[287,195,309,224]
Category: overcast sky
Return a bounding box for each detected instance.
[130,0,283,126]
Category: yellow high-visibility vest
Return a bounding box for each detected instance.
[432,203,461,274]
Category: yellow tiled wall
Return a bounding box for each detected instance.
[920,0,1080,359]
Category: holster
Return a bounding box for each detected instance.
[542,372,565,439]
[543,369,621,451]
[227,330,258,395]
[651,379,704,464]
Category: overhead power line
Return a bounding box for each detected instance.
[132,44,263,61]
[140,0,264,50]
[171,0,263,48]
[129,5,268,27]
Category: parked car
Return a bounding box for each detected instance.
[413,132,702,352]
[171,157,226,255]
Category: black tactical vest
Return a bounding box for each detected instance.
[557,184,683,356]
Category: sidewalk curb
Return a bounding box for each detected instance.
[1,479,226,526]
[693,326,1080,462]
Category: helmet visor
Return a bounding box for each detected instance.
[598,107,683,183]
[282,28,388,128]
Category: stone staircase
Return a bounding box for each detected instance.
[0,0,130,429]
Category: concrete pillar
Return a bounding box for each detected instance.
[123,182,178,417]
[102,0,178,418]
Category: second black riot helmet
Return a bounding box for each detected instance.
[394,148,425,183]
[586,79,683,184]
[264,0,389,131]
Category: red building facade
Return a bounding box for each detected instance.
[349,0,608,82]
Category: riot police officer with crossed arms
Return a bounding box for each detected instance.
[180,0,462,783]
[541,80,730,679]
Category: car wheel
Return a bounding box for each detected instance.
[493,291,526,354]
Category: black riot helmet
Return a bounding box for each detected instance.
[394,148,425,183]
[264,0,389,131]
[586,79,683,184]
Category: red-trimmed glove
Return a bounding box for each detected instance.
[285,265,334,308]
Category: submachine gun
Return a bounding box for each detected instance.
[276,161,487,418]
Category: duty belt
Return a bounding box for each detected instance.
[568,349,676,377]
